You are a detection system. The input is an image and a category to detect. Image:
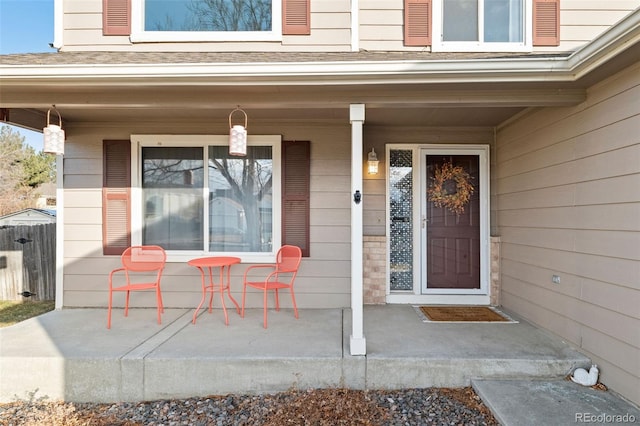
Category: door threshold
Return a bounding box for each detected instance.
[386,294,490,305]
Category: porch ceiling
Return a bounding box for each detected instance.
[1,81,584,130]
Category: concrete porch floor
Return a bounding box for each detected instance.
[0,304,591,404]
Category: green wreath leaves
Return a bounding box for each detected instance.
[427,161,474,215]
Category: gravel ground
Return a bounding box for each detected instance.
[0,387,498,426]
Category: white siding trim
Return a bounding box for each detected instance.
[55,154,64,309]
[53,0,63,49]
[351,0,359,52]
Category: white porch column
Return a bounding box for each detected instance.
[350,104,366,355]
[54,154,64,309]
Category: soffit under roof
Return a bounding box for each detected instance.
[0,52,589,129]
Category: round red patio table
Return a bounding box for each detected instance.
[188,256,241,325]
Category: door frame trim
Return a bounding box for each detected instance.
[385,144,491,305]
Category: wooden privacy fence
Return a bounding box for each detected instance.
[0,223,56,301]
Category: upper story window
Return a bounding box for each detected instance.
[432,0,532,52]
[404,0,561,52]
[131,0,283,42]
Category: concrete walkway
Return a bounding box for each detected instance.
[2,305,637,424]
[473,379,640,426]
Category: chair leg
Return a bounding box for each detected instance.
[107,290,113,329]
[274,288,280,311]
[124,290,130,317]
[241,284,246,318]
[263,287,268,329]
[156,287,162,325]
[290,287,299,319]
[158,286,164,313]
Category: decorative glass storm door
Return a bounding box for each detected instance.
[422,152,482,293]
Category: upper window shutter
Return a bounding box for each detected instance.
[283,0,310,35]
[103,0,131,36]
[103,140,131,255]
[404,0,432,46]
[533,0,560,46]
[282,141,310,257]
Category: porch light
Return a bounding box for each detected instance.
[367,148,379,174]
[43,106,65,155]
[229,106,247,156]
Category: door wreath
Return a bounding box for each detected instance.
[427,161,474,215]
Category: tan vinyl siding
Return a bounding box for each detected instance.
[66,0,102,13]
[62,122,352,310]
[64,189,102,208]
[359,1,406,51]
[538,0,640,52]
[359,0,640,52]
[495,61,640,406]
[59,0,640,52]
[64,240,107,259]
[312,12,350,29]
[65,223,103,240]
[66,12,103,29]
[60,0,351,52]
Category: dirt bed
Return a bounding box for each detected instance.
[0,387,498,425]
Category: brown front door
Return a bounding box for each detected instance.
[424,154,480,291]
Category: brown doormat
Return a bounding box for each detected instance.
[417,306,516,323]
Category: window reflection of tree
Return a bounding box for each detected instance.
[152,0,272,31]
[143,159,203,186]
[142,151,204,250]
[140,146,273,252]
[209,146,273,252]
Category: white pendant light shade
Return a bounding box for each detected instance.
[229,107,248,156]
[43,107,65,155]
[229,125,247,156]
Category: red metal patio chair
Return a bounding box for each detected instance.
[241,245,302,328]
[107,245,167,329]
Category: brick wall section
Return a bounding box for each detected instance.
[363,236,387,304]
[490,236,501,306]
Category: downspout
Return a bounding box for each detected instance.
[350,104,366,355]
[351,0,359,52]
[53,0,63,50]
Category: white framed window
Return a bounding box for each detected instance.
[432,0,532,52]
[131,135,281,263]
[131,0,282,42]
